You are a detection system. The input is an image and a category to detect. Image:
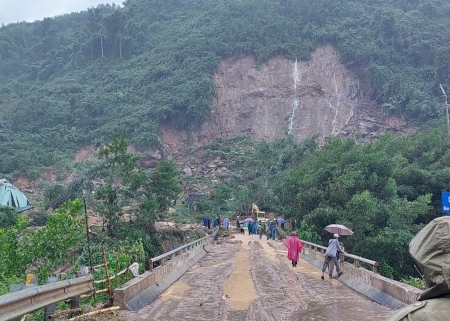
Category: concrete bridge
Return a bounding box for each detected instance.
[115,228,420,321]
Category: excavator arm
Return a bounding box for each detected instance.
[251,203,266,222]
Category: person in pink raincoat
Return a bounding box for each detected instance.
[285,231,304,267]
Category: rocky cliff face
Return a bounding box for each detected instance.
[161,46,408,155]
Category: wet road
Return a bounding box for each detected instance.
[119,231,393,321]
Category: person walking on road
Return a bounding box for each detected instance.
[223,217,230,230]
[238,221,245,234]
[269,222,276,240]
[257,223,263,239]
[329,240,344,277]
[387,216,450,321]
[321,234,344,279]
[285,231,304,267]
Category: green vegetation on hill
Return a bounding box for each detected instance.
[2,0,450,176]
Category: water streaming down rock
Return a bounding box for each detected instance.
[288,58,300,135]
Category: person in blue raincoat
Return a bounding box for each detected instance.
[269,222,276,240]
[252,222,257,234]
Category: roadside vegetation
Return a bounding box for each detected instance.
[0,133,188,308]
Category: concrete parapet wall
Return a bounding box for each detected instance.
[301,248,421,308]
[114,242,213,311]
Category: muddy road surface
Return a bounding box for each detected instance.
[119,231,393,321]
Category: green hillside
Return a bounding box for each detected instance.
[1,0,450,177]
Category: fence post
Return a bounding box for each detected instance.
[9,274,38,321]
[43,277,58,320]
[69,274,81,318]
[9,284,25,321]
[373,262,379,274]
[101,246,113,305]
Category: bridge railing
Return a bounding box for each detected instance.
[148,227,219,271]
[0,276,93,321]
[301,240,379,273]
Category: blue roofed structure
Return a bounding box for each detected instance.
[0,179,33,212]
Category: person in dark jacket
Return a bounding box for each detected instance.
[238,221,244,234]
[269,222,276,240]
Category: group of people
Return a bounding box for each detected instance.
[203,215,230,230]
[284,230,344,278]
[201,212,450,320]
[204,214,342,278]
[236,219,278,240]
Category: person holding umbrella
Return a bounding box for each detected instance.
[329,239,345,277]
[321,233,345,279]
[277,217,286,230]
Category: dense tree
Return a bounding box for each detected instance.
[93,133,180,233]
[94,133,148,232]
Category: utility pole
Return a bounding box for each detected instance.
[440,84,450,136]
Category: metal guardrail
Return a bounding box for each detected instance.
[0,276,93,321]
[148,227,219,271]
[301,239,379,273]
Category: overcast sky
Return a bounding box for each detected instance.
[0,0,124,26]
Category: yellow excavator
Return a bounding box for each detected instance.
[251,203,266,222]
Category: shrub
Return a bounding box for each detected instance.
[28,211,50,227]
[0,206,18,228]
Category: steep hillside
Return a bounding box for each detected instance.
[161,46,409,154]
